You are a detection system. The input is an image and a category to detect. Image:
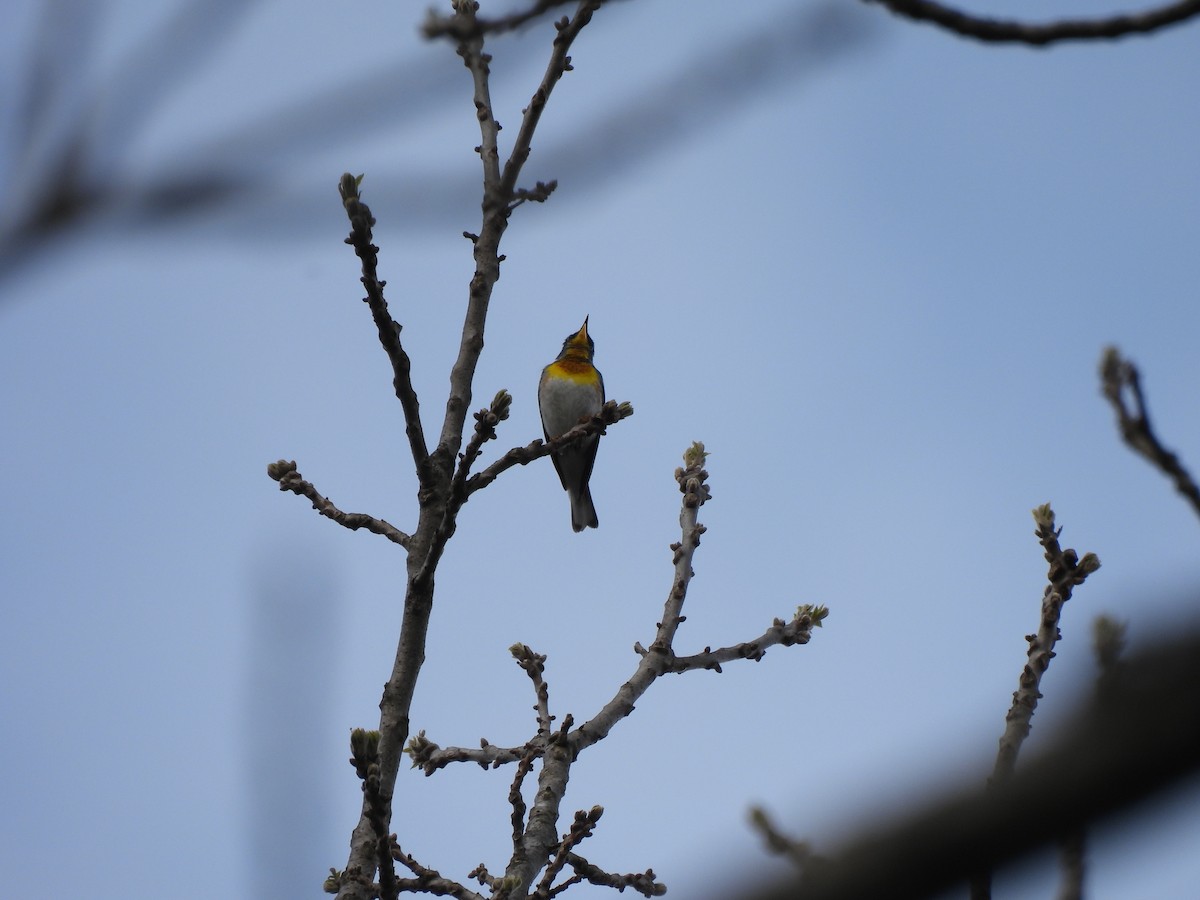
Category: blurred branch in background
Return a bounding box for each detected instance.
[864,0,1200,45]
[1100,347,1200,521]
[0,0,878,284]
[2,0,262,277]
[739,623,1200,900]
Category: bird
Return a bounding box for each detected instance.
[538,316,605,532]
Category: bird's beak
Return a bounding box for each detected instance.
[581,315,589,337]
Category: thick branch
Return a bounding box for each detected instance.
[1100,346,1200,520]
[496,717,576,899]
[268,460,411,548]
[864,0,1200,45]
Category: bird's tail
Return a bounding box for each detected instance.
[570,485,599,532]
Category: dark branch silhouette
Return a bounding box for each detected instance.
[739,625,1200,900]
[1100,347,1200,520]
[865,0,1200,45]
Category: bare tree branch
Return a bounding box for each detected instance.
[405,443,822,897]
[412,443,824,781]
[864,0,1200,45]
[328,8,615,897]
[407,730,537,775]
[268,460,411,547]
[512,643,555,737]
[507,751,538,849]
[991,505,1101,785]
[573,444,826,757]
[536,806,604,897]
[464,400,633,497]
[971,505,1100,899]
[451,390,512,500]
[560,853,665,897]
[1100,346,1200,520]
[391,844,487,900]
[637,609,824,674]
[339,175,431,474]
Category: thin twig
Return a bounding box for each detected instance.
[535,807,604,898]
[640,607,825,674]
[338,174,430,475]
[992,505,1101,783]
[406,730,539,775]
[1100,346,1200,520]
[391,844,486,900]
[498,3,606,202]
[507,751,538,849]
[465,400,633,497]
[561,854,665,897]
[511,643,554,736]
[268,460,411,547]
[971,505,1100,899]
[451,390,512,500]
[864,0,1200,45]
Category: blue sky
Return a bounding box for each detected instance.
[3,2,1200,898]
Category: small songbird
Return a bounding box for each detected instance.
[538,316,605,532]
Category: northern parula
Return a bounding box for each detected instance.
[538,317,604,532]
